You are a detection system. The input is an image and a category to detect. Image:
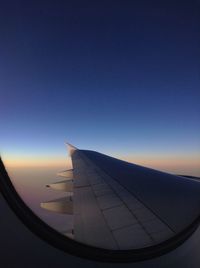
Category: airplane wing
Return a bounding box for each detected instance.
[42,144,200,250]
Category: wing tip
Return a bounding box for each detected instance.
[65,142,78,156]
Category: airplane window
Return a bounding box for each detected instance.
[0,0,199,264]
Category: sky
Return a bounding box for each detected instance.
[0,0,200,176]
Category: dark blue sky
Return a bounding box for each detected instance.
[0,1,199,174]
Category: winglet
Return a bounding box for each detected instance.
[65,142,78,156]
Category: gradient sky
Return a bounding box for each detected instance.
[0,0,200,176]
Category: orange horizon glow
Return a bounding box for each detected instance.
[2,155,72,169]
[2,152,200,177]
